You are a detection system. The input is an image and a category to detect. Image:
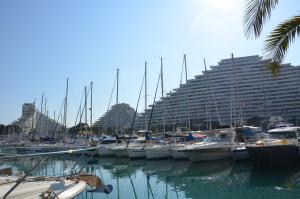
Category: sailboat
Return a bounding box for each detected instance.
[98,69,120,157]
[127,62,149,159]
[145,58,172,160]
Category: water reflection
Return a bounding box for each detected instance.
[2,155,300,199]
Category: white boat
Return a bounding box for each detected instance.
[97,136,117,157]
[111,144,128,157]
[127,138,147,159]
[0,176,87,199]
[145,143,172,160]
[180,135,234,162]
[171,143,188,160]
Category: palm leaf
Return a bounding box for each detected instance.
[264,15,300,76]
[244,0,279,38]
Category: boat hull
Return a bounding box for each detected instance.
[127,147,146,159]
[247,144,300,167]
[145,145,172,160]
[231,148,250,161]
[172,149,187,160]
[98,145,115,157]
[111,146,129,157]
[183,148,232,162]
[0,178,87,199]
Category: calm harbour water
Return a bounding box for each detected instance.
[2,149,300,199]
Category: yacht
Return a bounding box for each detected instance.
[246,126,300,166]
[97,136,117,157]
[127,137,147,159]
[180,131,234,162]
[144,141,172,160]
[231,126,267,161]
[171,133,207,160]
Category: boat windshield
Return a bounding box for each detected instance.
[269,131,297,139]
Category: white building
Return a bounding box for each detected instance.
[134,55,300,130]
[12,103,65,138]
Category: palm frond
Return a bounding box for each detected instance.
[264,15,300,76]
[244,0,279,38]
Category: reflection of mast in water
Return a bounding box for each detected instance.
[147,174,155,199]
[128,172,138,199]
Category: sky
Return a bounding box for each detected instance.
[0,0,299,126]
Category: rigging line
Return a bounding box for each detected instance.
[30,92,44,140]
[127,73,145,146]
[180,57,185,85]
[107,74,118,111]
[77,149,98,174]
[79,85,91,124]
[53,99,65,138]
[147,67,161,133]
[75,89,86,125]
[3,157,47,199]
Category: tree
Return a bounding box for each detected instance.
[244,0,300,76]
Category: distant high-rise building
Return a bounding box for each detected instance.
[134,55,300,131]
[12,103,64,137]
[93,103,135,134]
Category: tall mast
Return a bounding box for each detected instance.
[184,54,191,130]
[116,69,119,105]
[84,86,88,140]
[90,81,93,135]
[116,69,119,135]
[160,57,165,134]
[204,59,211,130]
[40,93,44,136]
[145,61,148,130]
[63,78,69,139]
[230,54,234,127]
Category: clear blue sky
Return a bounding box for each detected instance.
[0,0,299,126]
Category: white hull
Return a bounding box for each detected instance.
[127,146,146,158]
[145,145,172,160]
[111,145,128,157]
[0,177,87,199]
[172,150,187,160]
[183,148,232,162]
[171,144,188,160]
[98,144,116,157]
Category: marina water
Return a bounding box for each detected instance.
[1,147,300,199]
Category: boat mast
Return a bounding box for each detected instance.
[160,57,165,135]
[116,69,119,135]
[145,61,148,130]
[63,78,69,140]
[90,81,93,136]
[204,59,222,128]
[184,54,191,131]
[84,85,88,142]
